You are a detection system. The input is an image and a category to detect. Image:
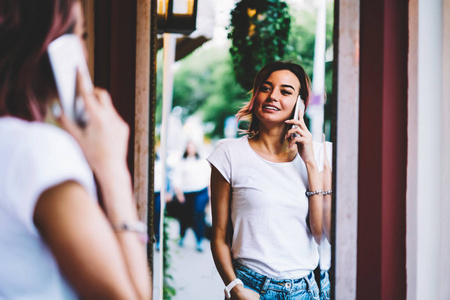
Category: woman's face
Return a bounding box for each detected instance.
[253,70,301,127]
[186,142,196,156]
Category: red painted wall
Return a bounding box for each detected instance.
[358,0,408,299]
[94,0,137,178]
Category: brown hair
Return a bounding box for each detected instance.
[236,61,312,136]
[0,0,77,121]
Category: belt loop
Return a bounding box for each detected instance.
[304,272,313,290]
[304,271,318,299]
[260,276,271,294]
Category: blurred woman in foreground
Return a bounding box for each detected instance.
[0,1,151,299]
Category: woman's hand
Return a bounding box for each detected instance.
[175,189,186,203]
[284,116,315,165]
[58,72,129,176]
[231,285,260,300]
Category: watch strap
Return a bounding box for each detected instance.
[224,278,244,299]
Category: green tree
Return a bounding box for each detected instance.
[156,44,248,138]
[156,1,335,139]
[228,0,291,90]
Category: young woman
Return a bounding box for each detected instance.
[207,61,324,300]
[0,1,151,299]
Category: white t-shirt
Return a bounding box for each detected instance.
[154,158,162,193]
[207,136,324,279]
[319,235,331,271]
[0,117,96,300]
[172,156,210,193]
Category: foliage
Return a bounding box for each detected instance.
[155,51,163,125]
[228,0,291,90]
[162,215,176,299]
[284,2,334,94]
[197,50,248,137]
[156,45,248,138]
[156,1,335,139]
[284,2,335,138]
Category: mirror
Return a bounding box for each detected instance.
[151,0,336,299]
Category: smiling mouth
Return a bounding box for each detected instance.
[263,105,280,111]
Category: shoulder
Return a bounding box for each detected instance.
[4,118,92,183]
[208,137,247,161]
[32,122,80,150]
[212,136,248,152]
[1,118,81,154]
[2,118,94,190]
[0,118,96,233]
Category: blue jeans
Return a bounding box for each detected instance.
[154,192,161,244]
[320,271,330,300]
[179,187,209,243]
[233,262,320,300]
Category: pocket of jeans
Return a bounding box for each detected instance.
[234,268,261,294]
[309,280,320,300]
[321,290,330,300]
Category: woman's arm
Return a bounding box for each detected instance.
[171,163,186,203]
[322,166,332,242]
[305,162,324,244]
[285,118,323,243]
[34,180,150,300]
[45,74,151,299]
[210,166,259,300]
[94,162,151,300]
[322,141,332,242]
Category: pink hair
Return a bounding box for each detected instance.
[0,0,77,121]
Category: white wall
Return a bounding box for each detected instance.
[439,0,450,298]
[407,0,449,299]
[335,0,359,299]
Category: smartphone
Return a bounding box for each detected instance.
[290,95,305,137]
[48,34,93,127]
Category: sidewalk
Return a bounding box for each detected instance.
[153,218,224,300]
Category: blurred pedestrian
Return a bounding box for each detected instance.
[208,61,325,300]
[172,141,210,252]
[0,1,151,299]
[154,151,162,251]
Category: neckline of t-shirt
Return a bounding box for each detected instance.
[243,136,299,165]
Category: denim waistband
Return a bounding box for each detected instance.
[233,261,316,294]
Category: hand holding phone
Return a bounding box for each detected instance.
[48,34,93,127]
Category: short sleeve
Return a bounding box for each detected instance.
[8,126,96,235]
[313,141,325,173]
[325,141,333,170]
[206,141,232,184]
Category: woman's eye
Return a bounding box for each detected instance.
[260,86,270,92]
[281,90,292,95]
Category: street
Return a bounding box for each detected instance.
[153,218,224,300]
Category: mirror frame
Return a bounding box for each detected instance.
[147,0,356,298]
[332,0,359,298]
